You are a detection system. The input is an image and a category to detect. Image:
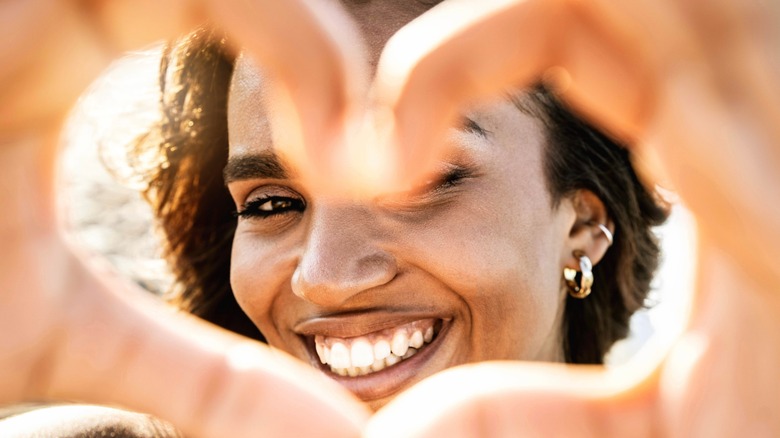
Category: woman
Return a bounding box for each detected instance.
[1,0,779,437]
[135,24,667,409]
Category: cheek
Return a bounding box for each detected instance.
[229,231,296,332]
[398,181,566,360]
[464,215,564,359]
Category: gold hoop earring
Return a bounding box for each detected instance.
[563,252,594,299]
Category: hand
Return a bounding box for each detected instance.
[365,0,780,436]
[0,1,369,437]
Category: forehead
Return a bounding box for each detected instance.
[228,55,274,158]
[340,0,443,66]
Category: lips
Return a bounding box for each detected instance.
[295,314,448,402]
[314,319,437,376]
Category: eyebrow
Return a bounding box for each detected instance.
[224,118,486,185]
[461,117,491,138]
[223,151,290,184]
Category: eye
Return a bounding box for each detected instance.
[419,165,473,195]
[236,195,306,219]
[407,163,474,201]
[377,162,477,212]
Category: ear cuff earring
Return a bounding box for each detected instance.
[563,252,593,299]
[586,220,614,246]
[596,223,614,246]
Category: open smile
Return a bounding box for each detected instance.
[296,316,448,401]
[315,318,441,376]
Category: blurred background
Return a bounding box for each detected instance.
[59,49,698,367]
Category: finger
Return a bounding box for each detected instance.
[372,0,664,189]
[94,0,370,191]
[77,0,207,51]
[0,1,110,134]
[372,0,556,187]
[0,0,214,135]
[371,0,713,189]
[645,69,780,286]
[33,253,369,438]
[207,0,369,191]
[2,0,364,144]
[551,0,780,283]
[673,0,780,143]
[366,362,656,438]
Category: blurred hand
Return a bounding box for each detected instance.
[4,0,780,437]
[365,0,780,436]
[0,1,369,437]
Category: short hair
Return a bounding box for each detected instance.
[133,28,668,364]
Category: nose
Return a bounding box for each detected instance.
[291,203,397,308]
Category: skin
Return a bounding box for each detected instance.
[227,59,612,408]
[367,1,780,436]
[0,1,371,437]
[226,3,612,410]
[1,0,779,436]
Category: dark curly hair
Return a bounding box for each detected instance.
[133,28,668,364]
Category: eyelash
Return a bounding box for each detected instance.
[236,196,306,219]
[416,165,474,198]
[234,165,474,219]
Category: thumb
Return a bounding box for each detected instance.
[366,362,654,438]
[40,252,369,438]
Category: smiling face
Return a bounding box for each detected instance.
[224,0,580,410]
[227,77,578,410]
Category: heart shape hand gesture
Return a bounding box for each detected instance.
[1,0,778,437]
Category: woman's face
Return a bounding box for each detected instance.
[225,0,578,410]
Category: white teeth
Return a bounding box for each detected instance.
[350,340,375,368]
[391,331,409,357]
[371,358,386,372]
[385,353,401,366]
[330,342,351,369]
[315,340,332,365]
[373,340,391,361]
[313,320,439,377]
[410,330,424,349]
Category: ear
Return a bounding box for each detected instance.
[560,189,615,270]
